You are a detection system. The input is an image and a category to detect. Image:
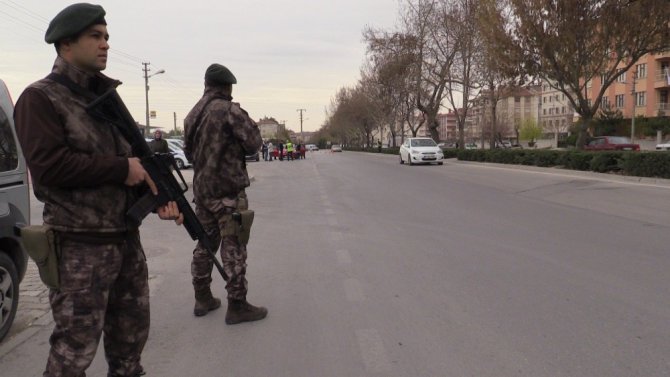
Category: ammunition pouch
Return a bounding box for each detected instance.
[221,210,255,245]
[235,209,254,246]
[20,225,60,289]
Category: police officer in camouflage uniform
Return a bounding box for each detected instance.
[184,63,268,324]
[13,3,183,376]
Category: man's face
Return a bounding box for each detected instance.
[154,131,162,139]
[61,24,109,73]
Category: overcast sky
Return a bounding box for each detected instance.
[0,0,399,134]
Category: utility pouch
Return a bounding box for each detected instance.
[233,209,254,246]
[20,225,60,289]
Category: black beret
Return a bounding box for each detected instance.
[205,64,237,85]
[45,3,106,44]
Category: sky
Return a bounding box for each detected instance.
[0,0,400,134]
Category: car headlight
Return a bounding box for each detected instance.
[411,149,420,155]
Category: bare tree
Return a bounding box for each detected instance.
[501,0,670,148]
[475,0,525,149]
[442,0,482,149]
[405,0,459,142]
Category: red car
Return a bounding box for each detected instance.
[584,136,640,151]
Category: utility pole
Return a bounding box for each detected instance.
[173,112,177,133]
[143,62,150,136]
[142,62,165,137]
[297,108,306,142]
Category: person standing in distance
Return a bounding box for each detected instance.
[184,64,268,323]
[14,4,184,376]
[149,129,170,154]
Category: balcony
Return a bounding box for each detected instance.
[654,71,670,88]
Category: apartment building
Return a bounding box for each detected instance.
[540,80,575,136]
[468,85,542,140]
[586,51,670,121]
[257,117,282,139]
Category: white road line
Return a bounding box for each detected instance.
[344,278,365,302]
[355,329,392,373]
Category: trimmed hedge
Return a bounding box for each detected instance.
[347,146,670,179]
[457,149,670,178]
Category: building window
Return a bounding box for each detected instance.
[600,74,607,84]
[635,92,646,107]
[636,63,647,79]
[586,80,592,88]
[562,106,565,114]
[601,96,609,108]
[615,94,625,108]
[543,109,546,115]
[617,71,626,83]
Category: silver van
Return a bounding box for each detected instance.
[0,79,30,342]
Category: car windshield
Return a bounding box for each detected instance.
[410,139,436,147]
[608,137,632,144]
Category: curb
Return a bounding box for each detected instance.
[447,158,670,188]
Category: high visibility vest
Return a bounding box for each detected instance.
[286,142,294,152]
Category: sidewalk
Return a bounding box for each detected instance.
[0,167,254,357]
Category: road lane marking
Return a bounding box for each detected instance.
[355,329,392,373]
[344,278,365,302]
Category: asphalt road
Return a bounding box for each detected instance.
[1,151,670,376]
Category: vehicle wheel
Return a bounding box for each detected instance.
[399,154,404,164]
[438,162,443,165]
[0,252,19,342]
[175,159,185,169]
[408,156,413,166]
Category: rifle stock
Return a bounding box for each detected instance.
[86,89,228,281]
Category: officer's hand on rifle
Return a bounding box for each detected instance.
[125,157,183,225]
[157,201,184,225]
[125,157,153,189]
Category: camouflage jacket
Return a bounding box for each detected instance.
[184,86,262,202]
[14,57,136,233]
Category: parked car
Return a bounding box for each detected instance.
[655,142,670,151]
[166,138,184,150]
[331,144,342,152]
[584,136,640,151]
[465,142,478,150]
[399,137,444,165]
[305,144,319,151]
[0,79,30,342]
[168,144,192,169]
[245,150,260,162]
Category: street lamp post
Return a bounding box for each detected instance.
[143,62,165,136]
[630,72,638,143]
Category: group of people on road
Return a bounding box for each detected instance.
[261,140,308,161]
[13,3,266,376]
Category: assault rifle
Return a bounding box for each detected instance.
[86,89,228,281]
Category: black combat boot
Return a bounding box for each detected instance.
[225,299,268,325]
[193,288,222,317]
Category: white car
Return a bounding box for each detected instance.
[655,142,670,151]
[399,137,444,165]
[168,144,192,169]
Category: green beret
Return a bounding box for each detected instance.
[45,3,106,44]
[205,64,237,86]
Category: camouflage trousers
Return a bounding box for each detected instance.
[44,232,149,377]
[191,192,249,300]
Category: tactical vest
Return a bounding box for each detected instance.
[27,58,135,232]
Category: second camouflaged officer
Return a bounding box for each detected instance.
[184,64,267,324]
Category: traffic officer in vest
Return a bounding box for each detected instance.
[285,139,294,161]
